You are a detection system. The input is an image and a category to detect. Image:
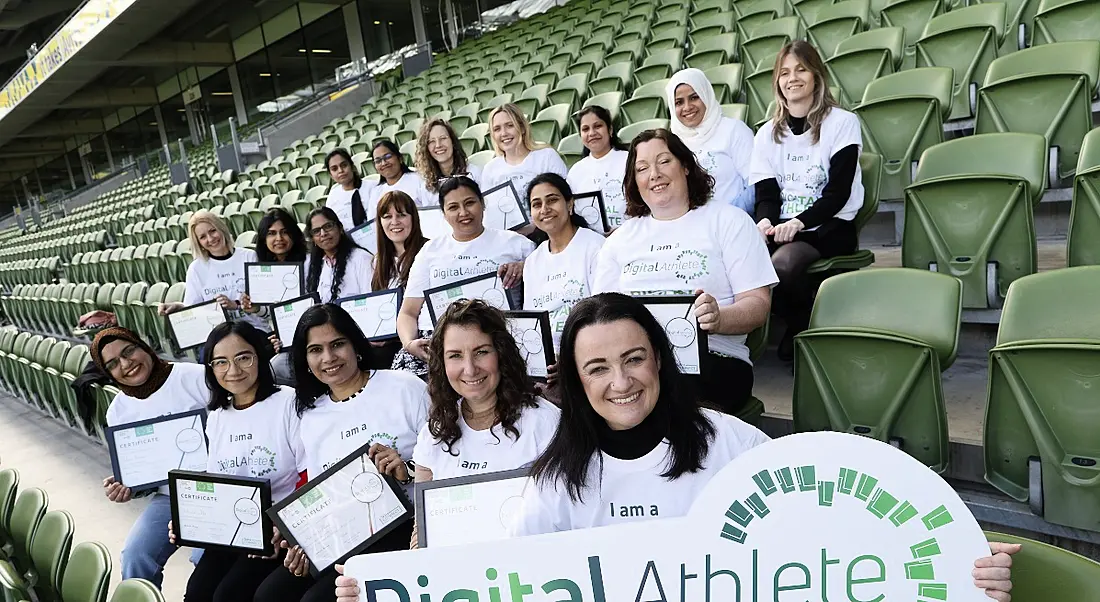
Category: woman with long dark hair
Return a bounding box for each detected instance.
[323,148,376,230]
[593,129,777,416]
[752,41,864,361]
[367,139,433,207]
[254,304,428,602]
[415,118,482,194]
[303,207,373,304]
[92,327,209,590]
[370,190,430,369]
[255,208,308,264]
[169,321,304,602]
[567,105,630,230]
[522,173,603,355]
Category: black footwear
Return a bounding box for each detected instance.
[777,327,795,362]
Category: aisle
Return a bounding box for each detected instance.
[0,394,192,601]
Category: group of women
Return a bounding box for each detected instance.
[100,41,1019,601]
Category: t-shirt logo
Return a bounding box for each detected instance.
[674,249,708,283]
[249,445,277,477]
[806,165,827,197]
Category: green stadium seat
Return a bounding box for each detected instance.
[0,509,72,601]
[790,0,836,23]
[0,468,15,540]
[3,487,47,567]
[793,268,960,473]
[557,135,584,168]
[155,283,186,352]
[686,32,740,69]
[1067,127,1100,266]
[721,103,750,121]
[1033,0,1100,45]
[589,63,635,97]
[805,0,871,59]
[110,578,166,602]
[531,104,574,145]
[618,118,672,142]
[984,267,1100,532]
[744,54,777,130]
[59,541,111,602]
[982,531,1100,597]
[548,74,590,111]
[740,16,801,68]
[620,79,669,124]
[704,63,744,104]
[469,150,495,169]
[975,41,1100,185]
[902,132,1046,309]
[633,49,684,87]
[502,73,535,98]
[916,3,1006,121]
[514,85,550,120]
[855,66,952,201]
[881,0,945,69]
[580,92,623,126]
[691,9,736,35]
[460,124,491,155]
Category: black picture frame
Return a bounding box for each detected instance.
[270,292,321,348]
[423,271,517,326]
[572,190,610,234]
[105,409,209,493]
[636,294,709,375]
[244,262,306,305]
[414,468,530,549]
[267,441,413,577]
[481,181,531,232]
[334,288,404,341]
[168,470,275,555]
[504,310,556,382]
[168,299,230,351]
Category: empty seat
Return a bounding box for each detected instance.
[984,267,1100,532]
[686,32,740,69]
[793,268,961,472]
[805,0,871,59]
[620,80,669,124]
[916,3,1006,121]
[634,49,684,87]
[1067,127,1100,266]
[902,133,1046,309]
[1033,0,1100,45]
[530,104,573,145]
[740,16,801,69]
[881,0,945,68]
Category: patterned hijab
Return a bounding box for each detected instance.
[90,327,174,399]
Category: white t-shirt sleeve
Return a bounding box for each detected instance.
[404,247,431,299]
[412,423,438,472]
[726,118,756,181]
[830,109,864,154]
[510,232,536,260]
[719,207,779,294]
[591,235,622,294]
[539,148,569,178]
[183,260,202,305]
[510,479,569,537]
[285,391,308,474]
[748,122,779,187]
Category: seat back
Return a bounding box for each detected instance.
[982,531,1100,599]
[856,67,952,200]
[903,133,1045,308]
[806,0,871,58]
[1032,0,1099,45]
[0,468,17,535]
[109,579,165,602]
[975,40,1100,183]
[916,3,1006,120]
[9,487,47,561]
[1067,126,1100,267]
[30,509,74,597]
[984,266,1100,531]
[881,0,945,66]
[61,541,112,602]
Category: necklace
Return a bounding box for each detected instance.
[331,371,371,403]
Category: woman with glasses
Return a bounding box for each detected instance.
[255,304,428,602]
[481,104,568,213]
[395,176,534,375]
[367,139,433,208]
[324,148,376,231]
[91,327,209,590]
[416,118,482,195]
[304,207,373,304]
[169,321,305,602]
[567,105,630,230]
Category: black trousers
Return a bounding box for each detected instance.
[184,549,281,602]
[689,353,755,417]
[768,217,858,332]
[253,520,414,602]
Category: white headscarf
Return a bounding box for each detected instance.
[666,68,725,151]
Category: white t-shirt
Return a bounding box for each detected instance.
[480,148,569,209]
[367,171,434,209]
[305,247,374,304]
[405,228,535,330]
[298,370,429,479]
[692,117,755,213]
[567,149,630,230]
[592,201,778,363]
[204,386,307,502]
[105,362,209,495]
[184,248,257,306]
[510,409,770,536]
[424,164,484,204]
[412,397,561,481]
[750,108,864,225]
[522,227,604,351]
[325,180,379,231]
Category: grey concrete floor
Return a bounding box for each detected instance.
[0,393,192,601]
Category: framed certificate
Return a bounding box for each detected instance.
[271,293,320,348]
[168,471,274,555]
[414,469,530,548]
[105,409,209,493]
[348,220,377,255]
[336,288,403,341]
[267,442,412,576]
[482,181,530,232]
[638,296,708,375]
[572,190,610,234]
[169,300,229,351]
[418,205,451,240]
[505,311,555,381]
[245,262,305,304]
[424,272,516,326]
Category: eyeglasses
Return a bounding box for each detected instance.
[309,222,337,237]
[209,353,257,373]
[373,153,395,164]
[103,343,141,374]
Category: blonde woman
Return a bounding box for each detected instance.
[415,118,482,196]
[159,210,264,329]
[666,68,756,213]
[480,103,568,211]
[750,41,864,361]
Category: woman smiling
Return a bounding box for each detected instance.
[480,103,568,212]
[366,139,433,208]
[566,105,630,230]
[323,148,376,230]
[415,118,483,193]
[371,190,430,368]
[303,207,373,304]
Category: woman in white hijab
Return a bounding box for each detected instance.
[666,68,756,214]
